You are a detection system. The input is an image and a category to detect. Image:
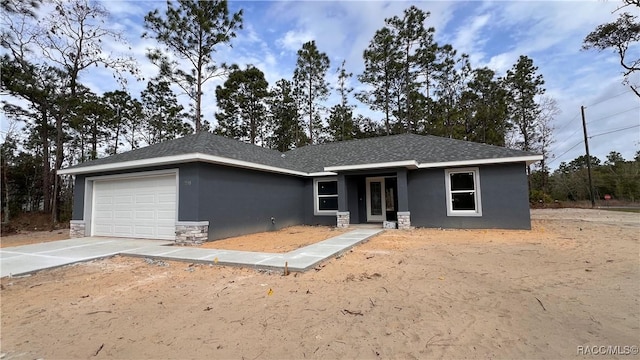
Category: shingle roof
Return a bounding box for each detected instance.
[62,132,539,175]
[283,133,537,172]
[65,131,300,171]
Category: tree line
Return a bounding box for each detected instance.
[531,151,640,204]
[1,0,637,224]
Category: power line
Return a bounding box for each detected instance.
[589,124,640,139]
[586,106,640,124]
[548,123,582,156]
[555,112,580,134]
[548,140,584,165]
[585,89,631,108]
[550,105,638,155]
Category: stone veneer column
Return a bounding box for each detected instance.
[397,212,411,230]
[175,221,209,245]
[336,211,350,228]
[69,220,86,238]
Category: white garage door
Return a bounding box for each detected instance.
[92,174,176,240]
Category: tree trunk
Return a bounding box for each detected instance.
[41,107,52,214]
[91,121,98,160]
[195,41,203,132]
[384,68,391,135]
[52,112,64,223]
[2,155,9,223]
[308,77,313,144]
[405,42,411,133]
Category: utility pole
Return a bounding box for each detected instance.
[581,105,595,208]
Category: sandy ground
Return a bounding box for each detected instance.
[0,226,346,253]
[198,225,349,253]
[0,229,70,248]
[0,208,638,359]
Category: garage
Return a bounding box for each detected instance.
[91,174,176,240]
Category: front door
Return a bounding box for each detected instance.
[366,177,386,222]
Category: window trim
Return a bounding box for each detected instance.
[314,177,338,216]
[445,167,482,217]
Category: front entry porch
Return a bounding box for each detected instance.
[335,168,411,229]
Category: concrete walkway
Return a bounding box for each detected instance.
[123,228,383,272]
[0,229,383,277]
[0,238,173,278]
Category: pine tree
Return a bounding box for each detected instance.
[357,27,400,135]
[143,0,243,132]
[215,65,269,145]
[267,79,306,151]
[459,67,510,146]
[504,55,546,188]
[101,91,143,154]
[293,40,330,144]
[141,79,192,145]
[504,55,545,153]
[385,6,433,131]
[583,3,640,97]
[327,60,356,141]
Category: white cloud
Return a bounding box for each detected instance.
[3,0,638,165]
[276,30,315,53]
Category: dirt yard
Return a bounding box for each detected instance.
[0,229,70,248]
[1,208,638,359]
[198,225,348,253]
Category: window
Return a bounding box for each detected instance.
[445,168,482,216]
[314,178,338,215]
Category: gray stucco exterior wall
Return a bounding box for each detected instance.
[303,179,337,226]
[195,163,307,240]
[70,160,532,241]
[70,163,309,240]
[71,175,86,220]
[408,163,531,229]
[70,164,180,221]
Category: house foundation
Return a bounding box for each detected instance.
[397,212,411,230]
[336,212,350,228]
[175,221,209,245]
[70,220,86,238]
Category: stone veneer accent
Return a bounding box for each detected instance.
[383,221,397,229]
[69,220,86,238]
[397,212,411,230]
[336,211,350,228]
[175,221,209,245]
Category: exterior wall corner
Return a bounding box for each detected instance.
[397,211,412,230]
[175,221,210,245]
[69,220,86,238]
[336,211,350,228]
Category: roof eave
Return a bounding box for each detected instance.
[416,155,543,169]
[57,153,309,177]
[58,153,543,177]
[321,155,543,172]
[324,160,420,172]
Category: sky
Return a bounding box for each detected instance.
[2,0,639,169]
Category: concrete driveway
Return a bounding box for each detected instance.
[0,237,173,278]
[1,229,384,277]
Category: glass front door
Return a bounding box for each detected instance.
[366,177,386,222]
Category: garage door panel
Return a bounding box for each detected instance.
[135,210,154,220]
[157,210,175,220]
[114,210,132,219]
[93,224,113,234]
[158,194,175,203]
[156,226,175,238]
[115,195,133,204]
[92,174,176,240]
[135,194,155,205]
[134,226,155,237]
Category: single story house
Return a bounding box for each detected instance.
[58,132,541,244]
